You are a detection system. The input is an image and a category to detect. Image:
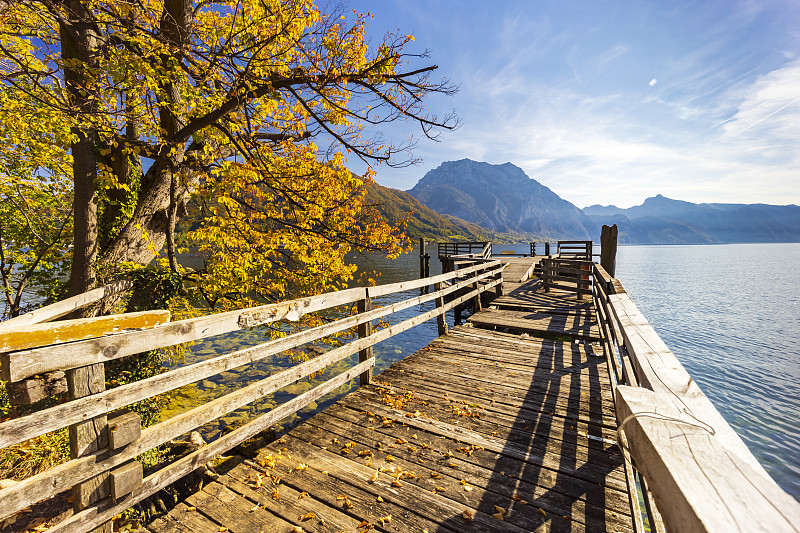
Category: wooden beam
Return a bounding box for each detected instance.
[67,363,111,533]
[4,371,67,405]
[0,310,170,353]
[0,280,133,330]
[608,292,766,475]
[616,386,800,532]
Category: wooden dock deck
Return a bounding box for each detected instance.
[148,270,631,533]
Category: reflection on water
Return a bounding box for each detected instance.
[616,243,800,501]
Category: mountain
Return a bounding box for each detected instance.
[584,195,800,243]
[363,180,530,243]
[407,159,593,239]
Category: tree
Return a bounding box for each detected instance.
[0,75,73,317]
[0,0,457,309]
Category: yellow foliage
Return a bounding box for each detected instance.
[0,0,453,310]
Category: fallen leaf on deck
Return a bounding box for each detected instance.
[462,510,473,521]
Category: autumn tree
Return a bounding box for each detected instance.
[0,0,457,310]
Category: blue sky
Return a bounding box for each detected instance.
[347,0,800,208]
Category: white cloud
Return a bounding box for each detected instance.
[649,78,657,86]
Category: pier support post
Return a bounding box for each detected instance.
[601,224,618,277]
[545,242,550,256]
[434,281,448,336]
[67,363,112,533]
[419,238,430,294]
[357,289,373,387]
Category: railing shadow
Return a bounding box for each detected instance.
[435,295,625,531]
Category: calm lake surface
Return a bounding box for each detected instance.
[614,243,800,501]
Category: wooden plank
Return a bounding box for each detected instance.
[616,385,800,533]
[0,310,170,353]
[468,308,600,341]
[147,502,221,533]
[264,433,533,533]
[335,390,627,492]
[292,414,632,532]
[41,358,374,532]
[185,482,296,532]
[1,288,364,381]
[0,280,133,330]
[221,463,367,533]
[4,371,67,405]
[0,354,375,520]
[367,259,503,298]
[109,461,142,500]
[238,449,459,533]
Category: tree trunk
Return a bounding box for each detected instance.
[61,1,100,299]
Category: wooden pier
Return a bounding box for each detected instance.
[2,235,799,533]
[149,272,628,533]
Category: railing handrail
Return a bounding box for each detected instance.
[590,264,800,532]
[0,259,505,532]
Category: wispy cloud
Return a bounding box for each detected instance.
[354,0,800,207]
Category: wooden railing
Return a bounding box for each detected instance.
[437,241,492,260]
[540,257,593,299]
[557,240,593,259]
[0,260,504,533]
[591,264,800,532]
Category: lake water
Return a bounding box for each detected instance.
[614,243,800,501]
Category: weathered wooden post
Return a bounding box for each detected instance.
[434,281,448,336]
[67,364,112,533]
[419,237,430,294]
[545,242,550,256]
[357,288,373,387]
[471,266,483,313]
[530,242,536,256]
[600,224,618,277]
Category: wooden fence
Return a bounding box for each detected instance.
[540,257,593,299]
[436,241,492,261]
[0,260,504,533]
[591,263,800,532]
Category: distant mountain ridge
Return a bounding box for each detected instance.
[363,180,531,243]
[396,159,799,244]
[407,159,593,239]
[584,194,800,243]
